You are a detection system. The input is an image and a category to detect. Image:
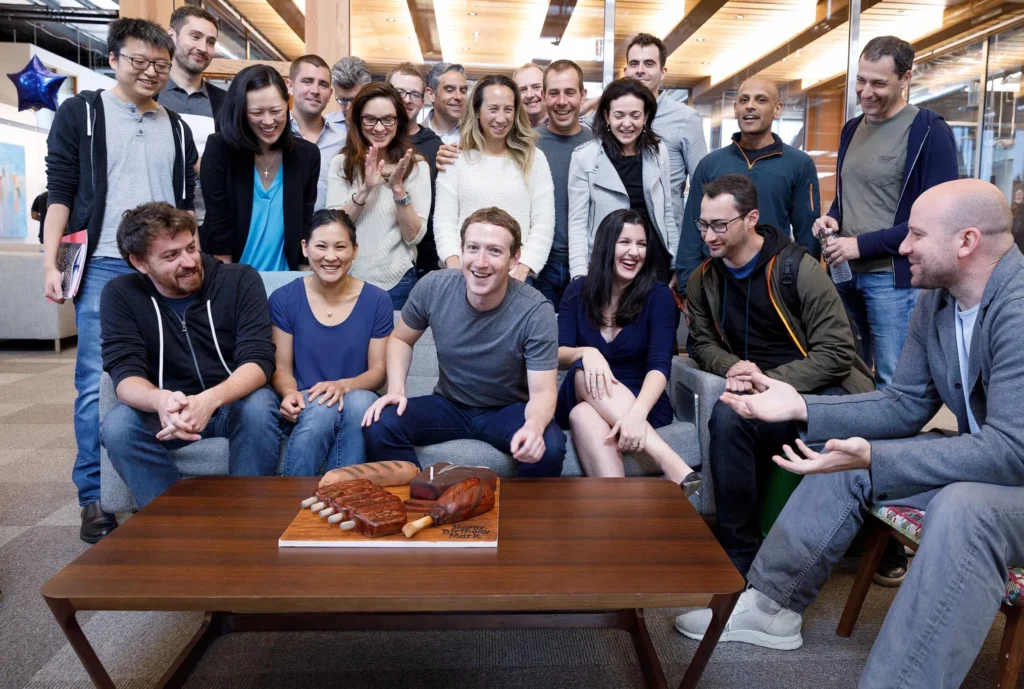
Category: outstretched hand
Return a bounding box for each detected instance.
[718,371,807,423]
[774,437,871,475]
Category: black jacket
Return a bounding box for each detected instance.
[409,126,443,273]
[44,89,198,263]
[199,133,320,270]
[101,255,276,397]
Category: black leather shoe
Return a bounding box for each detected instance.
[873,538,908,587]
[80,500,117,544]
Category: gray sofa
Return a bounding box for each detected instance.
[99,271,728,515]
[0,250,77,351]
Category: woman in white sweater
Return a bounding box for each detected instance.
[433,74,555,281]
[567,78,676,283]
[326,82,431,309]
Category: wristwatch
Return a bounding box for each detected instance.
[394,192,412,206]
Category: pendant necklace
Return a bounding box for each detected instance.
[257,151,280,179]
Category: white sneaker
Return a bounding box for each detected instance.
[674,589,803,650]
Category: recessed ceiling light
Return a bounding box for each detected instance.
[386,17,396,22]
[700,61,709,65]
[782,57,789,62]
[467,12,477,16]
[735,14,745,19]
[463,47,470,51]
[695,37,706,42]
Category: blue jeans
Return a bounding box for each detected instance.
[100,387,281,508]
[73,257,135,506]
[747,463,1024,688]
[532,259,572,311]
[282,389,378,476]
[363,394,567,477]
[836,272,918,388]
[387,267,418,310]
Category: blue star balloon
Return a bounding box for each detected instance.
[7,56,66,112]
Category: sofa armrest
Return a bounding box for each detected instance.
[671,357,726,515]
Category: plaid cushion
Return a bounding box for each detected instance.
[1008,568,1023,607]
[870,505,924,544]
[869,505,1021,607]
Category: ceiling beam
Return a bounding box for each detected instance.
[806,0,1019,93]
[663,0,731,57]
[539,0,579,46]
[266,0,305,42]
[407,0,442,63]
[691,0,883,103]
[206,58,291,79]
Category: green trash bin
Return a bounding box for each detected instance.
[757,461,867,555]
[758,463,803,537]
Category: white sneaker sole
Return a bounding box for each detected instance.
[675,621,803,650]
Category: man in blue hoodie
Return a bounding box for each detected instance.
[675,76,822,287]
[813,35,959,586]
[815,35,959,392]
[41,18,198,544]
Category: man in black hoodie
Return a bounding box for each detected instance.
[686,174,873,576]
[99,203,279,510]
[42,18,199,543]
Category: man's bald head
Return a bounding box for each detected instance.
[902,179,1014,292]
[737,76,779,103]
[917,179,1011,237]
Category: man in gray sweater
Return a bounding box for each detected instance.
[676,179,1024,688]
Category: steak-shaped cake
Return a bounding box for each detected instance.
[410,463,498,500]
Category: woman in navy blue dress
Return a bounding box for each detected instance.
[557,208,699,494]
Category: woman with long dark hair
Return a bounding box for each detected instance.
[567,78,676,282]
[556,209,698,493]
[201,64,320,270]
[326,82,430,309]
[433,74,554,281]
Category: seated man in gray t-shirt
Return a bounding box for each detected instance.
[362,207,566,476]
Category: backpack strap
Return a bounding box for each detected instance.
[766,249,808,358]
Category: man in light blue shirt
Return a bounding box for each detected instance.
[287,55,346,211]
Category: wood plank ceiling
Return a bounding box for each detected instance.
[235,0,1024,99]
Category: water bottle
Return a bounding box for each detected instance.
[820,227,853,284]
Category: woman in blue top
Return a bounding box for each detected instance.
[270,209,393,475]
[201,64,320,270]
[557,209,699,495]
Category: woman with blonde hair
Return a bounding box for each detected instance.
[326,82,431,309]
[433,74,554,281]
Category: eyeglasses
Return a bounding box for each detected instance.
[361,115,398,128]
[117,53,172,74]
[395,88,424,102]
[336,96,354,108]
[696,214,747,234]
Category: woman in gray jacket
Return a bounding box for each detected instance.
[567,78,676,282]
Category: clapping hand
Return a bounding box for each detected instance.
[362,145,387,191]
[389,148,414,194]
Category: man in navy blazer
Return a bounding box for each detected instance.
[677,179,1024,689]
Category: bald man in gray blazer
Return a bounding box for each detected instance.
[676,178,1024,689]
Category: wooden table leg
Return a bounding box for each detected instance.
[44,597,116,689]
[157,611,227,689]
[623,608,669,689]
[677,591,741,689]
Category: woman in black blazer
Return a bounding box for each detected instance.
[201,64,319,270]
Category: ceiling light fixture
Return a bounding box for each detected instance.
[386,17,396,22]
[695,37,706,42]
[467,11,477,15]
[735,14,745,19]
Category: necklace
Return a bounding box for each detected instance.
[256,150,280,179]
[309,275,348,318]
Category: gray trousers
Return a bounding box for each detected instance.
[747,461,1024,689]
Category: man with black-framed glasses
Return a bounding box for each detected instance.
[42,17,198,545]
[685,174,871,577]
[388,63,443,275]
[328,55,370,129]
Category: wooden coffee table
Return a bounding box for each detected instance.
[42,477,744,689]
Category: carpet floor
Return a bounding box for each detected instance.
[0,344,1018,689]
